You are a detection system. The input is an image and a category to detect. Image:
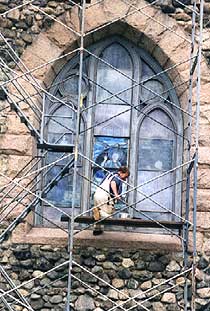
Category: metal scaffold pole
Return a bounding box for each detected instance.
[66,1,86,310]
[184,0,198,309]
[191,0,204,310]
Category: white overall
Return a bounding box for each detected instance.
[93,174,115,220]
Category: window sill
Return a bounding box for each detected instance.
[11,226,183,251]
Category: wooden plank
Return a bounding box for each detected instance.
[37,143,74,152]
[61,215,184,229]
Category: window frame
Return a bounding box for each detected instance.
[37,35,183,227]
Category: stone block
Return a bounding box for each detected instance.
[199,106,210,125]
[197,287,210,299]
[118,288,129,300]
[138,33,156,54]
[112,278,124,289]
[0,199,27,221]
[126,2,156,35]
[152,45,169,67]
[64,5,80,33]
[172,73,189,99]
[158,23,189,58]
[195,189,210,212]
[107,288,119,300]
[85,2,107,32]
[203,239,210,255]
[8,76,39,102]
[6,115,29,135]
[46,16,77,49]
[198,147,210,166]
[166,260,181,272]
[144,10,172,43]
[199,83,210,104]
[122,258,134,268]
[0,134,33,156]
[140,280,152,290]
[7,8,20,22]
[0,154,8,174]
[189,211,210,231]
[153,301,166,311]
[7,155,32,178]
[20,33,62,79]
[161,292,176,303]
[123,26,143,46]
[195,124,210,147]
[188,231,204,252]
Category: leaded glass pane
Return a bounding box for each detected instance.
[48,105,75,141]
[45,105,83,209]
[141,79,165,105]
[91,136,128,212]
[94,104,130,137]
[59,75,88,97]
[139,139,173,171]
[96,43,133,104]
[141,60,154,78]
[136,109,175,220]
[93,136,128,188]
[135,171,173,221]
[140,109,175,140]
[46,166,73,205]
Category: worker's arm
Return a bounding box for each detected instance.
[110,180,120,201]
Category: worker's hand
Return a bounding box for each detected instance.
[114,195,120,201]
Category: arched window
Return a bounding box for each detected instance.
[38,36,183,227]
[137,108,176,221]
[92,43,133,189]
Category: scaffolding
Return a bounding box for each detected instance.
[0,0,205,310]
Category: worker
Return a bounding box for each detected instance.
[92,166,130,235]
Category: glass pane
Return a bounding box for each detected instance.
[45,104,83,208]
[47,152,71,167]
[139,139,173,171]
[48,133,74,145]
[136,109,175,220]
[94,104,130,137]
[48,105,76,144]
[92,136,128,190]
[140,109,175,140]
[141,60,154,78]
[141,79,165,105]
[45,162,82,207]
[59,75,88,97]
[96,43,133,104]
[135,171,173,221]
[46,167,73,205]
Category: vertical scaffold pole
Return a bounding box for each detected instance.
[66,1,86,310]
[184,1,197,309]
[187,0,197,157]
[191,0,204,310]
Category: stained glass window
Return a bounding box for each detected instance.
[41,36,182,227]
[96,43,133,104]
[92,137,128,189]
[135,109,176,221]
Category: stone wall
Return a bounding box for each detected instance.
[0,0,210,67]
[0,243,210,310]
